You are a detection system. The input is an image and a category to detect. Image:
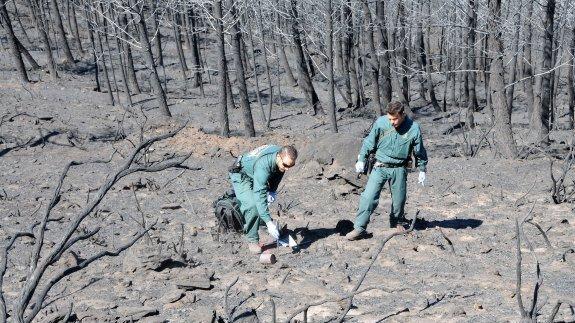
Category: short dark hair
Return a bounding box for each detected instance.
[280,145,298,161]
[386,101,404,115]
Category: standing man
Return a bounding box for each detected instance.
[346,101,428,241]
[229,144,298,253]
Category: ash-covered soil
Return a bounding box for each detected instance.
[1,55,574,322]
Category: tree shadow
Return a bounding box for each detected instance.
[413,218,483,231]
[0,130,60,157]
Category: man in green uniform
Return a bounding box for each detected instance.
[346,101,428,240]
[229,145,297,253]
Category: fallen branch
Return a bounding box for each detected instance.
[524,220,552,249]
[28,221,157,320]
[225,276,239,322]
[282,286,384,323]
[337,212,418,322]
[6,123,193,323]
[515,217,529,319]
[438,228,455,254]
[546,300,575,323]
[376,307,409,322]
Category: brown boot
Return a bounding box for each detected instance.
[248,243,262,254]
[345,229,365,241]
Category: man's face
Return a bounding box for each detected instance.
[387,113,406,128]
[276,153,296,172]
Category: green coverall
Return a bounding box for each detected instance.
[354,116,428,231]
[229,145,284,243]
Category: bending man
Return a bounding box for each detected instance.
[229,145,297,253]
[346,101,428,241]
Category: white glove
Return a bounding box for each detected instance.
[266,221,280,239]
[355,160,365,173]
[267,191,277,204]
[418,171,426,186]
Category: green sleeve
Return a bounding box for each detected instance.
[358,122,380,162]
[414,126,428,172]
[252,159,273,223]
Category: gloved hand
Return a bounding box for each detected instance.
[418,171,426,186]
[355,160,365,173]
[267,191,277,204]
[266,221,280,240]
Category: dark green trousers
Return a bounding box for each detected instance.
[229,172,262,243]
[354,166,407,232]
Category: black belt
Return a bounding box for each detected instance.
[374,161,406,168]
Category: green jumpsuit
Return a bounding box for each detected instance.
[354,116,428,231]
[229,145,284,243]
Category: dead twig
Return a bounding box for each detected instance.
[524,220,552,249]
[375,307,410,322]
[337,212,418,322]
[561,248,574,262]
[438,228,455,254]
[515,217,528,319]
[282,287,382,323]
[546,300,575,323]
[270,297,276,323]
[514,180,537,208]
[225,276,239,322]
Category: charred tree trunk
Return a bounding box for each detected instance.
[69,1,83,52]
[119,14,141,94]
[414,16,428,104]
[112,10,132,106]
[421,33,440,112]
[549,27,564,130]
[100,3,120,105]
[466,0,479,118]
[523,0,534,116]
[302,38,315,77]
[10,0,31,46]
[488,0,517,158]
[344,0,362,109]
[256,2,274,128]
[135,2,171,117]
[276,12,297,87]
[149,0,163,67]
[229,0,256,137]
[361,0,382,115]
[531,0,555,146]
[173,10,189,91]
[94,9,114,105]
[423,0,441,112]
[506,7,521,115]
[397,0,410,108]
[376,0,392,109]
[327,0,338,132]
[568,25,575,130]
[0,0,29,82]
[214,0,230,137]
[290,0,324,115]
[341,2,352,107]
[84,4,99,91]
[246,13,266,124]
[185,7,202,88]
[26,0,58,78]
[50,0,75,62]
[3,30,41,71]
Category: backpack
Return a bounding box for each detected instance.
[212,190,245,233]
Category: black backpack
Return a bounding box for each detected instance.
[212,190,245,233]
